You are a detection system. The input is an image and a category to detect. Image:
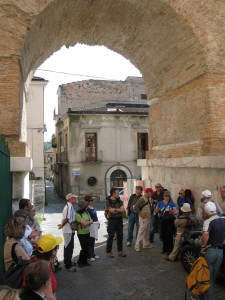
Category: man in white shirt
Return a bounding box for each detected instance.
[58,193,77,272]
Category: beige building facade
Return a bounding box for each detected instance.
[55,77,149,200]
[11,77,47,212]
[55,111,149,200]
[0,1,225,210]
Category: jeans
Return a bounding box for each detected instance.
[106,218,123,253]
[149,215,155,243]
[77,233,90,265]
[127,212,139,243]
[64,232,75,269]
[195,248,223,300]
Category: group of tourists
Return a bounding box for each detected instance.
[1,186,225,300]
[2,198,61,299]
[124,184,225,300]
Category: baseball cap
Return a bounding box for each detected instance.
[38,234,63,253]
[136,186,143,191]
[204,201,217,216]
[202,190,211,198]
[145,188,154,194]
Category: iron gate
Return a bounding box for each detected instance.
[0,136,12,276]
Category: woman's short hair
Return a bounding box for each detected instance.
[5,216,26,239]
[84,194,93,203]
[0,285,20,300]
[24,259,50,291]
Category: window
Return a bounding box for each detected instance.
[141,94,147,100]
[110,170,127,188]
[85,133,97,161]
[137,133,148,159]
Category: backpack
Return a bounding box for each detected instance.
[186,256,210,298]
[1,243,31,288]
[185,189,195,204]
[104,198,119,220]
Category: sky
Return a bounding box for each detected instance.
[34,44,141,142]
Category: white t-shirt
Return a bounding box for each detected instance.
[62,202,75,234]
[203,215,220,232]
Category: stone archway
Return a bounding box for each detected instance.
[1,0,225,203]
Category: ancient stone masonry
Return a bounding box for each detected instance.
[57,77,146,115]
[0,0,224,202]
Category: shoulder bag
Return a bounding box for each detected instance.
[1,243,31,288]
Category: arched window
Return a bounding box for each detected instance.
[110,170,127,188]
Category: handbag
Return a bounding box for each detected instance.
[66,204,78,231]
[1,243,31,288]
[69,220,78,231]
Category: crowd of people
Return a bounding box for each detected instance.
[2,198,62,300]
[1,185,225,300]
[124,184,225,300]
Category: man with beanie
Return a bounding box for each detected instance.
[194,201,225,300]
[58,193,77,272]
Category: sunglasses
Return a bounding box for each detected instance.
[155,186,161,188]
[179,193,184,195]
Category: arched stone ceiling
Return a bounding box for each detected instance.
[21,0,208,99]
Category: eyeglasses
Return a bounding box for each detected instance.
[179,193,184,195]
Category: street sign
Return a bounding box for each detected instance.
[75,176,80,182]
[72,168,81,176]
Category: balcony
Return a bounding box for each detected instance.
[80,150,102,163]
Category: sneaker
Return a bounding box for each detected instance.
[118,251,127,257]
[94,255,100,259]
[107,252,114,258]
[66,266,77,272]
[135,248,141,252]
[89,257,95,262]
[143,245,153,249]
[127,242,131,246]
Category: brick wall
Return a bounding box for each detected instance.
[0,0,224,160]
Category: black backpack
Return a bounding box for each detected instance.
[1,243,31,288]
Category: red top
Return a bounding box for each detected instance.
[23,257,57,293]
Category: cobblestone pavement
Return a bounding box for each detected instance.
[42,181,225,300]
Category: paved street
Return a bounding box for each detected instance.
[42,181,225,300]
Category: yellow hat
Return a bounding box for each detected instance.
[38,234,63,253]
